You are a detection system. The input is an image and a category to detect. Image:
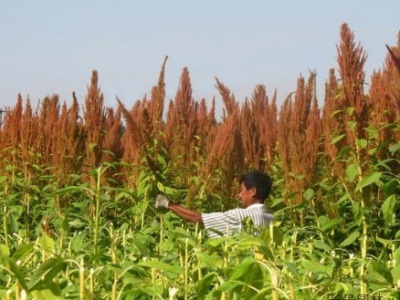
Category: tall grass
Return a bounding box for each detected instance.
[0,151,399,299]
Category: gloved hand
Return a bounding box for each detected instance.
[155,194,170,209]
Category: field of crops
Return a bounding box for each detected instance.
[1,23,400,299]
[0,163,399,300]
[1,162,400,299]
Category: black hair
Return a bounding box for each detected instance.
[239,170,272,202]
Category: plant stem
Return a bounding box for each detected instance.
[15,282,20,300]
[159,212,164,252]
[360,199,367,295]
[89,268,94,296]
[3,205,8,248]
[94,166,102,255]
[184,238,189,300]
[80,258,85,300]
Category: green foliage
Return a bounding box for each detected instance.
[0,121,400,299]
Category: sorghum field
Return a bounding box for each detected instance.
[1,23,400,299]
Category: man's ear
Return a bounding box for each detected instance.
[250,187,257,197]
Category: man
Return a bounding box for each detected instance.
[155,170,274,238]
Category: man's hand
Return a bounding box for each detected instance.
[155,194,170,209]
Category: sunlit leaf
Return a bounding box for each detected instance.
[139,261,183,274]
[230,258,259,280]
[356,172,382,191]
[370,260,393,285]
[8,258,29,291]
[31,288,63,300]
[38,236,55,252]
[28,258,67,291]
[196,252,220,269]
[132,239,150,256]
[286,262,300,277]
[382,195,396,225]
[376,237,392,247]
[346,163,360,182]
[389,142,400,155]
[339,230,360,247]
[333,282,351,296]
[319,218,343,232]
[303,188,315,201]
[347,120,357,131]
[0,176,7,184]
[52,186,86,196]
[356,138,368,149]
[313,239,332,251]
[346,107,355,116]
[391,264,400,283]
[69,218,88,229]
[217,280,245,292]
[394,248,400,266]
[12,244,34,261]
[331,134,346,145]
[301,259,329,274]
[0,244,10,258]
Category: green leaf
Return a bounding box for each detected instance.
[376,237,392,247]
[356,172,382,191]
[217,280,246,292]
[391,264,400,284]
[346,107,355,116]
[132,239,150,256]
[196,272,218,298]
[356,138,368,149]
[230,259,260,281]
[170,227,192,239]
[346,163,360,182]
[7,258,29,291]
[331,134,346,145]
[389,142,400,155]
[371,260,393,285]
[313,239,332,251]
[139,261,183,275]
[0,176,7,184]
[31,289,64,300]
[340,230,360,247]
[382,195,396,225]
[382,179,399,199]
[302,259,329,274]
[52,186,86,196]
[28,258,67,290]
[38,236,55,252]
[347,120,357,131]
[303,188,315,201]
[319,218,343,232]
[352,202,364,225]
[69,218,88,229]
[196,253,220,269]
[393,248,400,266]
[0,244,10,258]
[12,244,34,261]
[286,262,300,277]
[157,182,176,195]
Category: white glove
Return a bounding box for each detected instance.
[155,194,170,209]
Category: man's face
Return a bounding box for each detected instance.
[238,183,256,208]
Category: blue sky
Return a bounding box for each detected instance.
[1,1,399,116]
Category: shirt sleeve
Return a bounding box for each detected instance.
[201,209,241,238]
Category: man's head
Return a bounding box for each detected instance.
[238,170,272,206]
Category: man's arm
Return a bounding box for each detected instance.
[168,201,203,224]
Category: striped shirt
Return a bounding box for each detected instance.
[201,203,273,238]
